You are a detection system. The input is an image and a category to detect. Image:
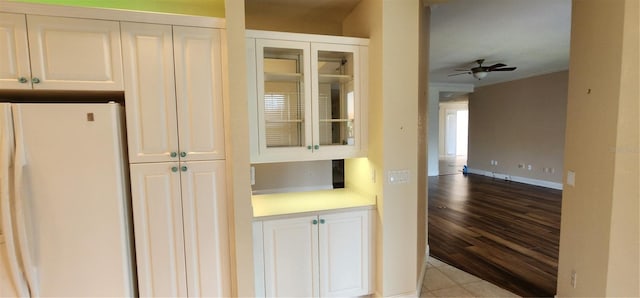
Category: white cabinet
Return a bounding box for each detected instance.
[246,30,369,163]
[130,161,230,297]
[124,21,230,298]
[0,13,30,90]
[254,209,374,297]
[122,22,225,164]
[0,13,123,90]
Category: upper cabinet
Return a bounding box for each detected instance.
[0,13,123,90]
[122,22,225,164]
[246,30,369,163]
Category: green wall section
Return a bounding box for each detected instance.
[10,0,225,17]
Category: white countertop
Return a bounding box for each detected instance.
[252,188,376,219]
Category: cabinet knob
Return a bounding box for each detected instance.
[170,152,178,158]
[307,145,312,150]
[18,77,28,84]
[320,219,325,224]
[181,166,188,172]
[180,152,187,157]
[171,166,178,172]
[314,145,320,150]
[31,77,41,84]
[312,219,318,225]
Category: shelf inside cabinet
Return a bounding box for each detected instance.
[318,119,351,123]
[265,119,303,123]
[318,74,352,84]
[265,72,302,82]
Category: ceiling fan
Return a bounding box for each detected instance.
[449,59,517,80]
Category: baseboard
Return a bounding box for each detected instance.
[377,290,418,297]
[467,168,563,190]
[416,245,430,296]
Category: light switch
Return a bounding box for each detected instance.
[388,170,410,184]
[567,170,575,187]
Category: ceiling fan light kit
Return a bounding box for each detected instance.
[472,71,488,79]
[449,59,517,80]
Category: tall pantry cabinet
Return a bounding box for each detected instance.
[121,22,230,297]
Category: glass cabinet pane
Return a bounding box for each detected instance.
[263,47,306,148]
[317,50,355,146]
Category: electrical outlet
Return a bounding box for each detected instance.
[570,270,577,288]
[527,164,532,171]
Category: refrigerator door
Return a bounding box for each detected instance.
[11,103,135,297]
[0,103,28,297]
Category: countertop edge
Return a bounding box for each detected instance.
[251,188,376,220]
[252,204,375,221]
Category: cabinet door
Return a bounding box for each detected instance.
[180,161,230,297]
[130,163,188,297]
[0,13,31,89]
[121,23,179,164]
[254,39,313,162]
[319,210,372,297]
[26,15,123,90]
[263,215,319,297]
[174,27,226,161]
[311,43,363,160]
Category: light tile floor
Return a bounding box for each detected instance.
[421,256,521,298]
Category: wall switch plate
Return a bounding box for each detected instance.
[567,170,575,186]
[388,170,410,184]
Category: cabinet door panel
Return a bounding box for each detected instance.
[254,39,313,161]
[130,163,187,297]
[180,161,230,297]
[319,210,371,297]
[26,15,123,90]
[263,215,319,297]
[174,27,225,161]
[0,13,31,89]
[121,23,179,164]
[311,42,362,160]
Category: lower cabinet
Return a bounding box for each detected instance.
[253,209,374,297]
[130,161,230,297]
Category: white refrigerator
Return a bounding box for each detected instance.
[0,102,136,297]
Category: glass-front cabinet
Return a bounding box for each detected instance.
[247,30,368,163]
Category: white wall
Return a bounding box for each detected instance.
[556,0,639,296]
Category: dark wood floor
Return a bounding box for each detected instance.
[428,173,562,297]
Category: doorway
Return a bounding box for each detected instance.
[439,100,468,175]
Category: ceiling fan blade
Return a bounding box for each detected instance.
[490,67,517,72]
[487,63,507,70]
[454,68,470,71]
[448,72,470,77]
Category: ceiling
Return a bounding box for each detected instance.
[244,0,572,88]
[429,0,572,87]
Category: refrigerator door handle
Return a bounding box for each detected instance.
[0,105,30,297]
[12,109,38,297]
